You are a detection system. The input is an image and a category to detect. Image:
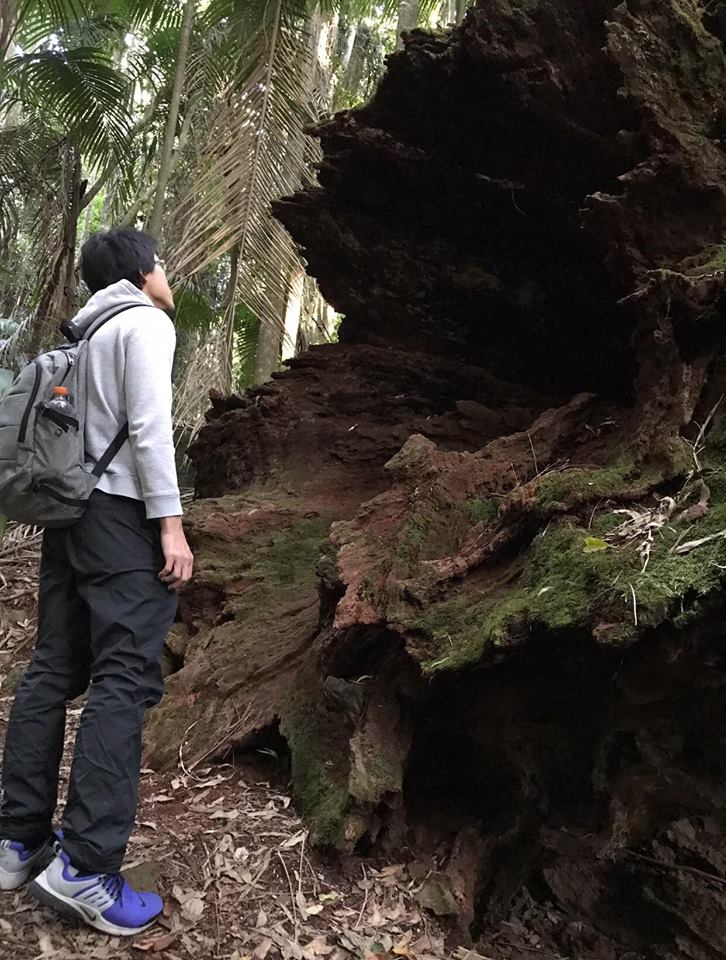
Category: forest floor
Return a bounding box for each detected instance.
[0,527,450,960]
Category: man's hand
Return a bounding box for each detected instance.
[159,516,194,591]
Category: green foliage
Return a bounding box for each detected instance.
[233,303,261,389]
[5,47,133,166]
[10,0,92,48]
[2,0,446,412]
[466,498,500,524]
[174,285,218,334]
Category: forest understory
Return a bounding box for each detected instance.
[7,0,726,958]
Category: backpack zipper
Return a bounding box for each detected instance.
[18,363,42,444]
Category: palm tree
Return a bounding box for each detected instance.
[0,0,468,406]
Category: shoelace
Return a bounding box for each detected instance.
[100,873,125,900]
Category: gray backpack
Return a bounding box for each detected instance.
[0,304,137,528]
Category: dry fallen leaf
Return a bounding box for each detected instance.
[305,937,335,957]
[254,937,274,959]
[280,829,307,849]
[181,896,205,921]
[134,930,179,953]
[210,808,240,821]
[37,931,54,955]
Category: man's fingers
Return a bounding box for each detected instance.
[160,556,181,582]
[159,551,194,591]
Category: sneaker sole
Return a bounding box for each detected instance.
[0,865,29,891]
[29,873,158,937]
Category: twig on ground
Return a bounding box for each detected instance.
[355,863,370,930]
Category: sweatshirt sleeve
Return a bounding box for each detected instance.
[122,312,183,519]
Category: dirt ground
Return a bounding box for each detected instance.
[0,525,451,960]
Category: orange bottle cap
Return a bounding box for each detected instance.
[53,386,69,396]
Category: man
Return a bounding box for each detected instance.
[0,228,193,936]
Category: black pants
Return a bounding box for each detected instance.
[0,491,177,874]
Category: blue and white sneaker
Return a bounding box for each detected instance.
[0,837,55,891]
[29,849,163,936]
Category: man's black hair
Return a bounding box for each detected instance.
[81,228,157,294]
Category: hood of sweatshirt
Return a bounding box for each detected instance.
[63,280,155,342]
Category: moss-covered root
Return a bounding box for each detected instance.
[280,670,354,847]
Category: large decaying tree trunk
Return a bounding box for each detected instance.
[146,1,726,955]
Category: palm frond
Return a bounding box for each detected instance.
[9,0,91,50]
[169,0,320,352]
[5,46,133,167]
[315,0,401,20]
[0,122,58,257]
[127,0,183,32]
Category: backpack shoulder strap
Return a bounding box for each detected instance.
[62,302,141,344]
[91,423,130,478]
[75,303,141,478]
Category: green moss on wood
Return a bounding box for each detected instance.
[409,522,636,673]
[197,516,329,612]
[349,750,402,805]
[282,695,351,846]
[407,489,726,674]
[532,463,640,513]
[391,498,500,577]
[466,498,500,524]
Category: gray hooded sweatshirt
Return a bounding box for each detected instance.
[65,279,182,520]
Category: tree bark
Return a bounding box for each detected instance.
[147,0,196,238]
[78,195,95,249]
[31,143,82,353]
[0,0,15,72]
[221,243,241,394]
[340,22,357,74]
[252,268,287,383]
[396,0,420,50]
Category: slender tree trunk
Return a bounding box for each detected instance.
[455,0,468,24]
[79,197,95,248]
[253,262,288,383]
[0,0,15,72]
[148,0,196,238]
[253,9,320,384]
[340,23,358,74]
[396,0,420,49]
[31,145,82,353]
[280,269,305,363]
[222,243,241,394]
